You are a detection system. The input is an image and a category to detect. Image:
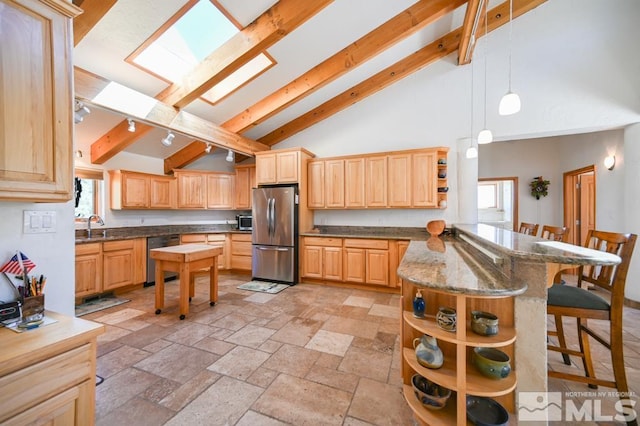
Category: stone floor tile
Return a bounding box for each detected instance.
[262,343,321,378]
[270,317,323,346]
[224,323,277,348]
[117,324,176,349]
[252,374,351,425]
[211,312,259,331]
[344,295,375,308]
[193,336,235,355]
[368,303,400,319]
[258,339,284,354]
[339,346,393,383]
[207,345,270,380]
[140,378,182,403]
[159,370,221,412]
[164,376,263,426]
[134,343,219,383]
[246,366,280,388]
[96,340,123,358]
[94,308,146,325]
[96,344,150,379]
[164,322,216,346]
[244,292,279,304]
[348,377,415,425]
[97,324,132,343]
[305,329,354,357]
[142,338,174,353]
[305,365,360,393]
[315,352,343,370]
[95,368,162,418]
[322,315,379,340]
[236,410,289,426]
[96,396,175,426]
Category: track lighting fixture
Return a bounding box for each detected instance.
[161,131,175,147]
[127,118,136,132]
[225,149,234,163]
[205,143,212,154]
[75,150,83,158]
[74,100,91,124]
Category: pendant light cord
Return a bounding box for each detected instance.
[483,4,488,129]
[508,0,513,92]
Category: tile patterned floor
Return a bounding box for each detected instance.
[86,273,640,425]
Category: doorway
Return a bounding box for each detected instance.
[563,166,596,246]
[478,177,519,231]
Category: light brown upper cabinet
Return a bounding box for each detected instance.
[308,161,325,208]
[150,175,177,209]
[255,147,315,185]
[206,173,233,209]
[234,165,256,210]
[110,170,176,210]
[345,158,366,208]
[412,150,438,208]
[0,0,81,202]
[365,156,388,208]
[387,154,412,207]
[325,160,345,208]
[175,170,207,209]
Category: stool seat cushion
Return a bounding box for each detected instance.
[548,284,610,311]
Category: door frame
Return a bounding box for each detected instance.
[563,165,596,246]
[478,177,519,231]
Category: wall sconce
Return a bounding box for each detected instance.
[604,155,616,170]
[127,118,136,133]
[75,150,83,158]
[205,143,212,154]
[225,149,235,162]
[74,100,91,123]
[161,131,175,147]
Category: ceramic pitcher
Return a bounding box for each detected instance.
[413,334,443,369]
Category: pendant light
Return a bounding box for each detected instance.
[478,5,493,145]
[466,54,478,159]
[498,0,521,115]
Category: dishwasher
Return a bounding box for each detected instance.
[146,234,180,286]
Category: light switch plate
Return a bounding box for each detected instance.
[23,210,57,234]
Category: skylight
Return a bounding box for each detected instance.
[129,0,273,105]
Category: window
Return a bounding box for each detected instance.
[126,0,274,105]
[74,169,104,219]
[478,183,497,209]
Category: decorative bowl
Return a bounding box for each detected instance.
[467,395,509,426]
[471,311,499,336]
[411,374,451,410]
[472,347,511,380]
[436,306,456,332]
[426,220,445,237]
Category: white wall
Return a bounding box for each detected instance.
[624,124,640,302]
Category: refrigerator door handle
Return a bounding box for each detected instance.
[266,197,272,236]
[255,246,289,252]
[271,197,277,236]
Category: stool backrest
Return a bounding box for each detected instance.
[541,225,570,242]
[519,222,539,236]
[580,230,636,309]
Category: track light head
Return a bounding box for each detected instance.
[161,131,174,147]
[205,143,212,154]
[225,149,234,162]
[74,101,91,124]
[127,118,136,132]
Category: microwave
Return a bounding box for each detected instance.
[236,215,252,231]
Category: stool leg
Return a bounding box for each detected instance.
[209,257,218,306]
[610,323,637,426]
[577,318,597,389]
[178,263,189,320]
[554,314,571,365]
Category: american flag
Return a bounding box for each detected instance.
[0,251,36,275]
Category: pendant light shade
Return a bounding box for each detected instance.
[466,146,478,159]
[499,0,521,116]
[499,92,521,115]
[477,129,493,144]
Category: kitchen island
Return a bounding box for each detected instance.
[398,224,620,425]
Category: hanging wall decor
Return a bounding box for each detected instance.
[530,176,550,200]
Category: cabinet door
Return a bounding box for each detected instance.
[207,173,233,209]
[75,244,102,298]
[122,173,149,208]
[412,151,438,207]
[343,248,365,283]
[0,0,78,202]
[234,166,253,209]
[302,246,323,279]
[150,175,176,209]
[388,154,411,207]
[366,249,389,286]
[395,241,409,288]
[256,153,277,185]
[102,241,135,291]
[207,234,229,269]
[176,172,206,209]
[323,247,343,281]
[345,158,365,208]
[365,156,387,207]
[325,159,345,208]
[308,161,325,208]
[276,151,299,183]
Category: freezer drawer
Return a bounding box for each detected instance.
[252,245,295,284]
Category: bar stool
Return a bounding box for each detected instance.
[540,225,569,242]
[518,222,539,236]
[547,230,637,425]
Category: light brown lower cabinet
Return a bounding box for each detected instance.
[75,238,146,298]
[302,237,343,280]
[230,233,252,270]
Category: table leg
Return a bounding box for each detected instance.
[209,256,218,306]
[155,260,165,314]
[179,263,190,320]
[189,273,195,300]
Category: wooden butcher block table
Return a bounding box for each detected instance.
[150,244,222,320]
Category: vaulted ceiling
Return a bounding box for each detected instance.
[72,0,546,173]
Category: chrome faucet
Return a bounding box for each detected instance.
[87,214,104,238]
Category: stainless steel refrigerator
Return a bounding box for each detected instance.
[252,185,298,284]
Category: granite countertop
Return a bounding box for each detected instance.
[453,223,621,266]
[397,239,528,296]
[75,225,251,244]
[300,226,438,241]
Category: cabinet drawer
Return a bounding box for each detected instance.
[231,255,252,270]
[181,234,206,243]
[207,234,227,242]
[303,237,342,247]
[231,233,252,242]
[343,238,389,249]
[0,344,91,422]
[76,242,101,255]
[103,239,135,252]
[231,241,252,256]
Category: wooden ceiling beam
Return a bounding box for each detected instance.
[259,0,547,146]
[72,0,117,46]
[74,68,269,165]
[223,0,467,134]
[157,0,334,108]
[164,142,211,174]
[458,0,485,65]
